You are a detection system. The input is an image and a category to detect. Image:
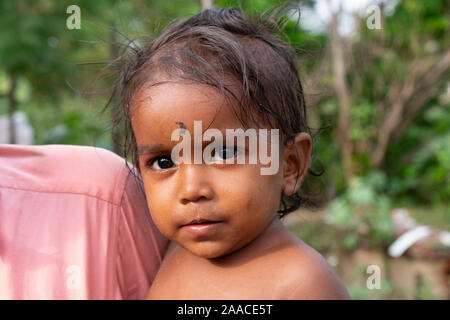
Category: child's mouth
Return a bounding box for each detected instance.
[181,219,222,238]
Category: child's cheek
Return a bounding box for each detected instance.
[222,172,273,218]
[141,178,174,232]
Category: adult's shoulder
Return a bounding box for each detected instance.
[0,144,131,205]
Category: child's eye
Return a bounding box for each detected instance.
[211,146,241,161]
[147,156,175,171]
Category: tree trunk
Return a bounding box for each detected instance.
[330,11,353,184]
[371,49,450,168]
[201,0,213,10]
[7,70,17,144]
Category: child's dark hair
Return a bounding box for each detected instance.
[106,6,324,218]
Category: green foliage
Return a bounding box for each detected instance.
[415,274,438,300]
[0,0,114,100]
[349,102,375,141]
[328,172,395,250]
[385,102,450,206]
[306,0,450,213]
[43,108,110,147]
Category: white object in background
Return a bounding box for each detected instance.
[391,208,417,231]
[439,232,450,246]
[0,111,34,145]
[387,226,432,258]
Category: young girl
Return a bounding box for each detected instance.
[111,7,350,299]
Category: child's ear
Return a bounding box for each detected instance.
[281,133,312,196]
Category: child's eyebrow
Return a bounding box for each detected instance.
[137,144,168,155]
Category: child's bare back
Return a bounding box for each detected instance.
[148,219,349,299]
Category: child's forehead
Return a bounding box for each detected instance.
[131,81,238,117]
[130,81,255,140]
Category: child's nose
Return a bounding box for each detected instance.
[177,164,215,205]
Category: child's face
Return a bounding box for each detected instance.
[131,82,299,259]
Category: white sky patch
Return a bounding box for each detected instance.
[296,0,400,37]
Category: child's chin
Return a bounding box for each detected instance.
[184,242,232,259]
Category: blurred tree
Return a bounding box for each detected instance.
[202,0,214,9]
[327,0,450,179]
[0,1,66,143]
[0,0,113,143]
[299,0,450,207]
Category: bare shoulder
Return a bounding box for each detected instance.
[262,224,350,300]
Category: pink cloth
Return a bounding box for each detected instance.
[0,144,168,299]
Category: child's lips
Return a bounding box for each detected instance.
[181,220,223,238]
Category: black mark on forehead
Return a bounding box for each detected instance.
[175,121,186,135]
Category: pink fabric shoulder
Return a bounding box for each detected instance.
[0,144,169,299]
